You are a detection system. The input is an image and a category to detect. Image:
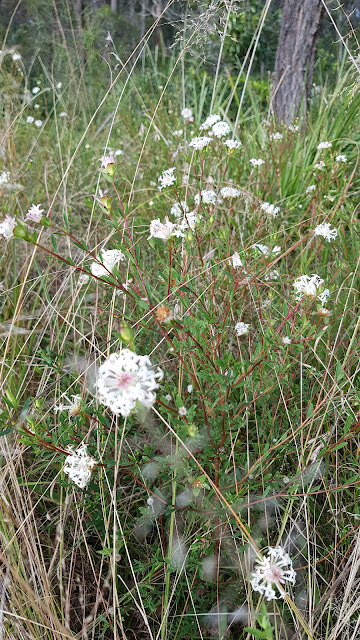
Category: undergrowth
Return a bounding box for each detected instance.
[1,7,360,640]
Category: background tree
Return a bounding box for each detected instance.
[271,0,324,124]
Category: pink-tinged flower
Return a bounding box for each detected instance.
[181,107,193,120]
[229,252,242,268]
[99,154,116,177]
[96,349,163,417]
[0,215,16,239]
[99,154,115,168]
[26,203,44,223]
[148,217,180,241]
[250,547,296,601]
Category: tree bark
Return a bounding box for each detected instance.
[111,0,118,12]
[272,0,323,124]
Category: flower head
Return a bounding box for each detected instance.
[260,202,280,217]
[195,190,217,206]
[250,158,265,167]
[220,187,241,199]
[96,349,163,417]
[313,222,338,242]
[178,406,187,417]
[12,52,21,61]
[293,274,326,302]
[181,107,193,120]
[54,394,82,417]
[26,115,34,124]
[229,252,242,268]
[0,171,10,186]
[252,243,269,255]
[335,154,347,163]
[306,184,316,194]
[26,203,44,223]
[0,215,16,239]
[149,217,181,241]
[91,249,125,278]
[270,132,283,141]
[170,201,189,218]
[235,322,250,337]
[189,136,212,151]
[63,443,96,489]
[78,274,90,286]
[158,167,176,191]
[200,114,220,131]
[224,138,242,150]
[250,547,296,601]
[178,210,200,232]
[34,120,43,128]
[282,336,291,345]
[317,141,332,150]
[32,86,40,95]
[212,120,231,138]
[99,154,115,168]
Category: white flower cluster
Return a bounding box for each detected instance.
[229,252,243,268]
[313,222,338,242]
[158,167,176,190]
[170,201,189,218]
[252,243,281,256]
[212,120,231,138]
[63,443,97,489]
[264,269,279,281]
[194,190,217,206]
[198,114,231,138]
[235,322,250,336]
[260,202,280,217]
[335,154,347,163]
[250,547,296,601]
[270,132,283,141]
[149,217,179,241]
[317,141,332,150]
[314,160,325,170]
[0,215,16,239]
[55,394,82,416]
[0,171,11,185]
[181,107,193,120]
[250,158,265,167]
[91,249,125,277]
[293,274,330,304]
[26,203,44,223]
[220,187,241,199]
[96,349,163,417]
[189,136,212,151]
[306,184,316,194]
[224,138,241,150]
[199,114,220,130]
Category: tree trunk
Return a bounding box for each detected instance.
[111,0,118,12]
[272,0,323,124]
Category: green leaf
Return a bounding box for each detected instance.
[243,627,271,639]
